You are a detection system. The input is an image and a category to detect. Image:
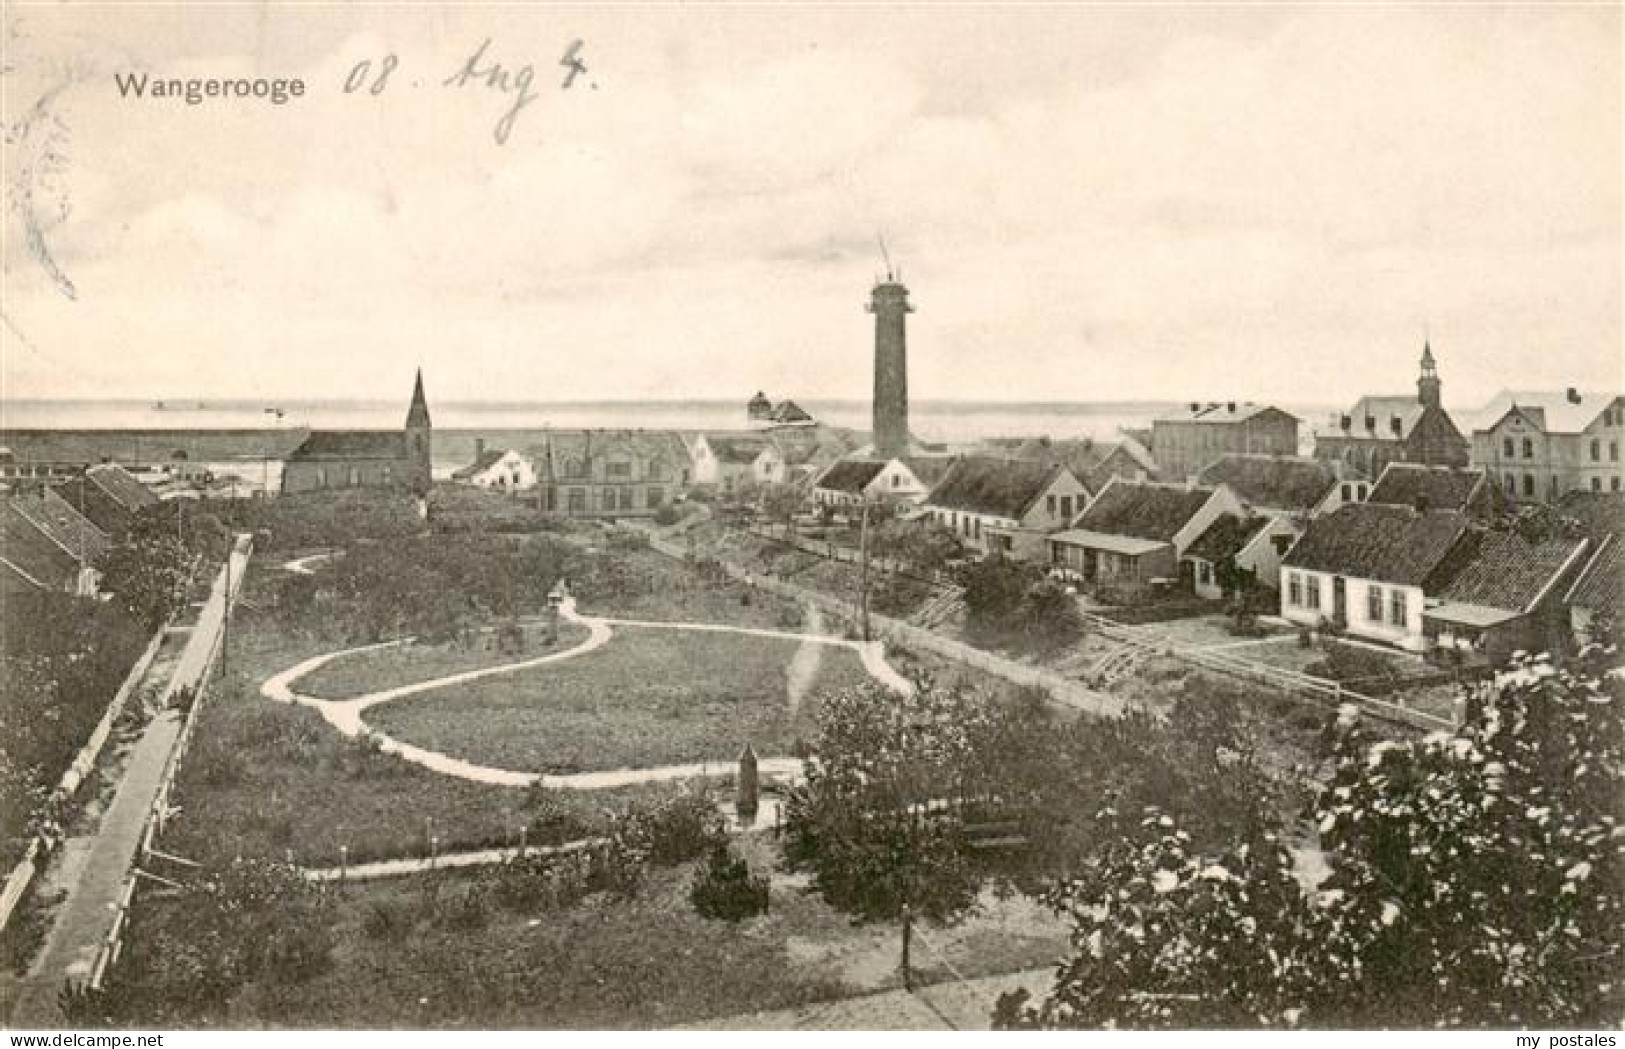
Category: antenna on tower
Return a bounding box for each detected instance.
[876,233,894,282]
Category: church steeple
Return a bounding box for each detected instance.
[1417,340,1441,409]
[404,369,432,496]
[406,368,432,429]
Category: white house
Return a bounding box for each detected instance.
[451,444,537,491]
[924,456,1089,559]
[689,434,786,492]
[1279,503,1471,651]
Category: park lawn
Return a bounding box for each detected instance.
[296,621,592,699]
[367,626,880,773]
[159,566,612,867]
[174,834,1067,1029]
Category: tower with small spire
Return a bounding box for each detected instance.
[1417,340,1442,410]
[404,369,432,496]
[869,272,912,460]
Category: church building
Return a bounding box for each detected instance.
[281,371,433,496]
[1313,342,1471,477]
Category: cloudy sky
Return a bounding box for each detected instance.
[1,3,1619,407]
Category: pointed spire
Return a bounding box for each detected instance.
[1420,339,1436,370]
[406,368,431,429]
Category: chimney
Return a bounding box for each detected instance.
[475,438,486,459]
[1226,401,1236,413]
[1413,493,1431,513]
[1190,401,1200,413]
[1566,387,1581,405]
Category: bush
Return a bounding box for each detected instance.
[690,843,770,921]
[362,898,416,942]
[624,788,726,867]
[653,505,682,527]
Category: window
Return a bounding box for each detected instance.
[1522,437,1534,459]
[647,487,663,508]
[1046,494,1056,514]
[1341,483,1352,501]
[618,488,634,510]
[1368,584,1383,622]
[348,466,361,487]
[315,467,327,488]
[1594,477,1603,492]
[564,458,586,479]
[1272,534,1292,555]
[1503,437,1515,458]
[606,461,631,479]
[1614,477,1622,492]
[1060,495,1074,520]
[648,461,665,481]
[1306,575,1321,611]
[382,465,392,485]
[1389,588,1407,627]
[1592,439,1602,461]
[1198,562,1212,585]
[567,488,586,512]
[1612,441,1620,462]
[1523,474,1535,497]
[974,518,982,540]
[600,487,616,511]
[1505,473,1516,495]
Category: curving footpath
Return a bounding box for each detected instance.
[260,594,911,790]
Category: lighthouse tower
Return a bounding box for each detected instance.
[868,276,912,459]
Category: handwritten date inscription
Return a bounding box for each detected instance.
[345,37,591,145]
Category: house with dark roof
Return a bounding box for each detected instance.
[1280,503,1472,650]
[813,455,958,507]
[1196,454,1360,519]
[528,430,687,516]
[924,456,1087,559]
[1366,462,1496,516]
[1565,534,1622,647]
[0,487,110,597]
[811,460,887,507]
[1314,343,1471,477]
[1151,402,1299,481]
[451,440,536,492]
[1185,512,1298,599]
[1000,434,1159,492]
[769,427,862,485]
[1047,478,1242,596]
[1421,527,1592,666]
[282,372,432,497]
[57,463,160,535]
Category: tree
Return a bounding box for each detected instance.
[97,516,192,629]
[999,652,1625,1029]
[760,483,804,540]
[781,679,994,922]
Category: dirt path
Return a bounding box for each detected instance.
[259,596,910,789]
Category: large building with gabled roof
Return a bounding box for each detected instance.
[282,371,432,497]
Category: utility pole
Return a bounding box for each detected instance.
[858,501,873,642]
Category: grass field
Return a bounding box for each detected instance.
[366,625,878,772]
[297,621,592,699]
[144,832,1067,1029]
[157,565,616,866]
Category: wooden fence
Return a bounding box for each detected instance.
[88,535,252,992]
[0,625,169,937]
